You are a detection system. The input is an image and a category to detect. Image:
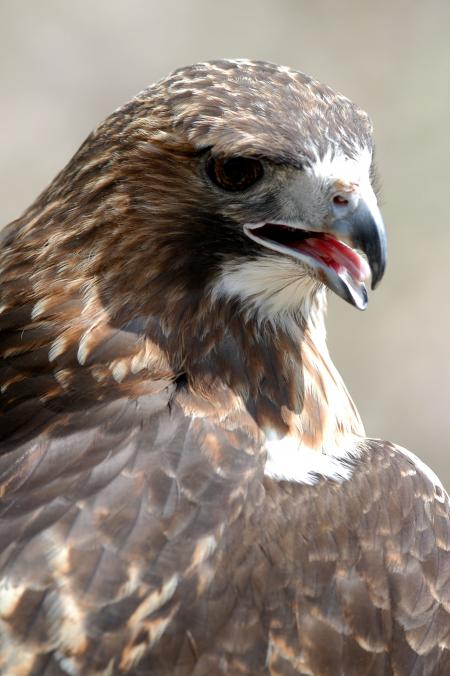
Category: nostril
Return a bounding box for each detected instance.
[333,195,349,206]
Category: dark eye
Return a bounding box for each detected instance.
[206,156,263,191]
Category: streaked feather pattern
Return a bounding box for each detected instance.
[1,60,449,674]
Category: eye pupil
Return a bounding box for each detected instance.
[206,156,263,191]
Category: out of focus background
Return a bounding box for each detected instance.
[1,1,450,487]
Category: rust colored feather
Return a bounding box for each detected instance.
[1,60,449,674]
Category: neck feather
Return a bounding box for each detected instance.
[2,202,363,458]
[181,290,364,455]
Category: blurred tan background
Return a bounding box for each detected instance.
[1,0,450,487]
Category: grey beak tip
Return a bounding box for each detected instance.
[371,265,385,290]
[370,245,387,289]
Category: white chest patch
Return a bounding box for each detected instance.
[264,433,361,485]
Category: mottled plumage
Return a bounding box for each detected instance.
[0,60,449,675]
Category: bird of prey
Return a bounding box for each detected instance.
[1,59,449,675]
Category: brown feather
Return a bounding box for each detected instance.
[1,60,449,674]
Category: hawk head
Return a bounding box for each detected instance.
[9,59,386,341]
[142,59,387,318]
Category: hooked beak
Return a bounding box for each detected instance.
[244,195,387,311]
[332,198,387,290]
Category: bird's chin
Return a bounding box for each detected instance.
[243,222,370,310]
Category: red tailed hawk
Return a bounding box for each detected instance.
[1,60,449,675]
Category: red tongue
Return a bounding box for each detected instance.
[292,234,370,282]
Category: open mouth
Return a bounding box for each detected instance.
[244,222,371,310]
